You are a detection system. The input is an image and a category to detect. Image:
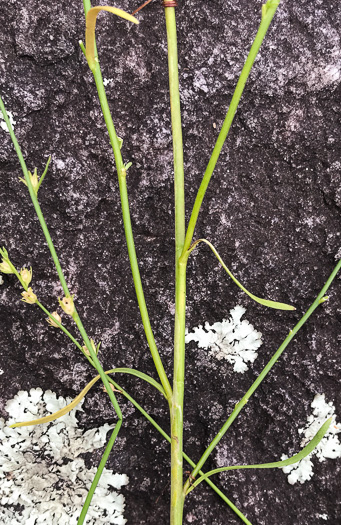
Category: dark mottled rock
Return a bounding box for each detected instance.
[0,0,340,524]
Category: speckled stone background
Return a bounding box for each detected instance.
[0,0,340,524]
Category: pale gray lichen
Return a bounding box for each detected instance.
[0,388,128,524]
[185,305,263,373]
[0,110,16,133]
[282,394,341,485]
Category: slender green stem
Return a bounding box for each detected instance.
[29,287,252,522]
[1,91,123,522]
[171,259,187,524]
[36,301,94,363]
[36,293,252,524]
[0,96,69,296]
[39,289,251,523]
[37,155,51,191]
[164,5,186,524]
[184,259,341,491]
[0,95,122,420]
[107,377,252,525]
[117,173,172,402]
[77,419,123,525]
[27,289,254,521]
[82,0,172,402]
[182,1,280,255]
[186,418,332,495]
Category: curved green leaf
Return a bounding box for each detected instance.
[186,418,332,495]
[77,420,122,525]
[109,368,167,397]
[189,239,295,310]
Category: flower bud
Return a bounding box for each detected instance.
[20,267,32,287]
[0,260,13,274]
[46,311,62,328]
[82,338,98,356]
[19,168,40,195]
[102,383,116,392]
[58,295,75,316]
[21,287,37,304]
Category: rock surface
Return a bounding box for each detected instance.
[0,0,340,524]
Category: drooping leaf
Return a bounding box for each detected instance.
[85,6,139,70]
[189,239,295,310]
[9,368,166,428]
[186,418,332,495]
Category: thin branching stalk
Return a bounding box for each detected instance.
[184,259,341,491]
[82,0,172,402]
[164,1,282,521]
[77,420,122,525]
[0,95,122,418]
[1,1,338,524]
[37,295,254,523]
[41,295,254,523]
[182,0,280,255]
[107,377,253,525]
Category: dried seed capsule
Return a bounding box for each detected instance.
[21,287,37,304]
[58,296,75,316]
[46,311,62,328]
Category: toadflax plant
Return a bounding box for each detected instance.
[0,0,340,524]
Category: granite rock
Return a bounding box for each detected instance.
[0,0,340,524]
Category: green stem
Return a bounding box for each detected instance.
[37,155,51,191]
[33,289,253,523]
[107,377,252,525]
[38,290,251,523]
[77,419,122,525]
[36,301,94,363]
[37,294,252,524]
[182,0,280,255]
[186,418,332,495]
[0,94,122,420]
[171,259,187,524]
[82,0,172,403]
[164,5,186,524]
[0,96,69,296]
[184,259,341,491]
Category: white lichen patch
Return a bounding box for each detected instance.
[0,275,3,285]
[0,110,16,133]
[103,78,113,87]
[282,394,341,485]
[185,305,262,373]
[0,389,128,524]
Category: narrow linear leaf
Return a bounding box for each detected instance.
[85,6,139,70]
[111,367,167,397]
[9,368,166,428]
[37,155,51,191]
[186,418,332,495]
[77,419,122,525]
[189,239,295,310]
